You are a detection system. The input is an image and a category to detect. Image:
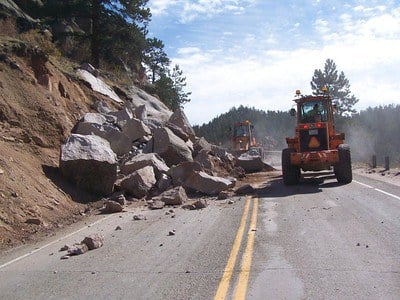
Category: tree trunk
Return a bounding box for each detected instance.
[91,0,101,68]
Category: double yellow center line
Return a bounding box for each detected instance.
[214,196,259,300]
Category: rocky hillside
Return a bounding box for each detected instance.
[0,32,252,251]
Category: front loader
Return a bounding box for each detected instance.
[282,88,352,185]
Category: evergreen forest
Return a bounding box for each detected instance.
[193,104,400,167]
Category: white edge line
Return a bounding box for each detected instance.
[353,180,373,188]
[354,180,400,200]
[374,188,400,200]
[0,214,114,270]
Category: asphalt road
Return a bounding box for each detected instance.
[0,172,399,299]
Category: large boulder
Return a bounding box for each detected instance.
[154,186,188,206]
[184,171,233,195]
[168,108,195,142]
[59,134,117,196]
[119,118,151,143]
[72,114,130,156]
[168,161,203,186]
[128,86,172,124]
[194,149,214,170]
[152,127,193,167]
[120,153,169,179]
[193,137,212,157]
[77,69,123,103]
[107,106,134,123]
[165,122,189,142]
[119,166,157,198]
[72,113,150,156]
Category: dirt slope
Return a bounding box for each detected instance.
[0,37,123,250]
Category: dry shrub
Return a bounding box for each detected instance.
[0,17,17,37]
[19,29,60,57]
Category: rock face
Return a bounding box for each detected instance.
[120,166,157,198]
[152,127,193,167]
[59,134,118,196]
[184,171,232,195]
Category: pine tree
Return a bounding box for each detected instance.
[311,58,359,116]
[144,37,170,84]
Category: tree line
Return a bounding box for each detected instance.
[13,0,190,111]
[194,104,400,166]
[194,59,398,166]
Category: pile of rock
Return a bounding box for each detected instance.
[59,93,238,207]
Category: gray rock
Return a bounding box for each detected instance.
[135,105,147,122]
[235,184,255,195]
[217,191,230,200]
[194,149,213,170]
[81,234,104,250]
[165,122,189,142]
[168,108,195,142]
[120,153,169,179]
[154,186,188,206]
[59,134,117,196]
[193,199,208,209]
[148,200,165,210]
[120,166,157,198]
[68,243,89,256]
[107,106,134,123]
[168,161,203,186]
[77,69,123,103]
[128,86,172,124]
[152,127,193,167]
[156,173,172,193]
[184,171,233,195]
[72,113,132,156]
[102,200,123,214]
[133,214,147,220]
[194,137,212,156]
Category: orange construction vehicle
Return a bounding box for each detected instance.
[282,88,352,185]
[230,120,261,155]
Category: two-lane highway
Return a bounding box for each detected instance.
[0,172,399,299]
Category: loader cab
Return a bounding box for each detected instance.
[299,100,327,123]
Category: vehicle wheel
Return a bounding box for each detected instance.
[334,144,352,184]
[282,148,300,185]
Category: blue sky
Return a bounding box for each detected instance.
[147,0,400,125]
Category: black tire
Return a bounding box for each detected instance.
[282,148,300,185]
[334,144,352,184]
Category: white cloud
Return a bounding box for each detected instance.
[151,1,400,125]
[149,0,256,23]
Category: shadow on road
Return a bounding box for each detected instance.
[42,165,100,203]
[253,171,343,198]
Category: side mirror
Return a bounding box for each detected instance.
[332,104,337,113]
[290,108,296,116]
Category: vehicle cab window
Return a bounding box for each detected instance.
[300,101,327,123]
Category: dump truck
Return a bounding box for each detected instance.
[282,88,352,185]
